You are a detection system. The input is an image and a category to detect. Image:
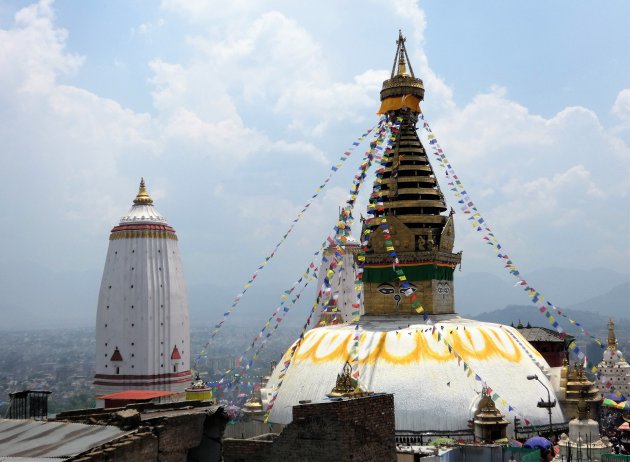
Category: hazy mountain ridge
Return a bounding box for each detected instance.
[471,280,629,333]
[0,263,627,331]
[473,304,630,329]
[568,281,630,320]
[457,267,629,317]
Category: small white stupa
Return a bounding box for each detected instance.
[94,179,191,400]
[597,320,630,399]
[557,392,612,460]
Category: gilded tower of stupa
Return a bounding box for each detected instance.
[262,32,563,434]
[362,31,460,316]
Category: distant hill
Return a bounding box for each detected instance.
[457,268,629,316]
[473,304,611,328]
[471,302,630,360]
[568,282,629,320]
[469,282,629,326]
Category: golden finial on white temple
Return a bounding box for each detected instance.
[607,319,618,350]
[133,177,154,205]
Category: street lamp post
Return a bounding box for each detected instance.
[527,374,556,438]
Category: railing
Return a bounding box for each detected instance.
[395,429,474,446]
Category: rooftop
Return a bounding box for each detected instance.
[514,323,573,343]
[0,419,129,460]
[96,390,176,401]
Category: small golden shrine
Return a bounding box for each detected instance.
[471,387,509,442]
[559,360,601,420]
[243,377,266,420]
[327,361,371,398]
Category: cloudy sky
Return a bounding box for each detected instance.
[0,0,628,330]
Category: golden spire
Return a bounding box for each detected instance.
[607,319,618,350]
[395,30,410,77]
[133,178,154,205]
[391,30,414,78]
[379,30,424,111]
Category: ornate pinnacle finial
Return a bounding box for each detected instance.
[378,30,424,111]
[607,319,618,350]
[396,30,409,77]
[391,30,414,78]
[133,177,154,205]
[577,389,590,421]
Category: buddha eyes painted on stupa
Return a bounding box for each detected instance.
[436,282,450,295]
[377,283,418,311]
[377,283,418,296]
[377,284,396,295]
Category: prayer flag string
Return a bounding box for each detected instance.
[420,114,623,396]
[217,118,395,390]
[365,115,424,314]
[347,116,408,383]
[427,323,541,431]
[193,119,386,368]
[264,118,402,422]
[238,115,396,378]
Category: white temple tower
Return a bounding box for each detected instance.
[94,179,191,399]
[597,319,630,399]
[314,234,363,326]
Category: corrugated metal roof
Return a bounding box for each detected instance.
[0,419,129,459]
[0,458,66,461]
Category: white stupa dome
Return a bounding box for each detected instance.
[603,349,624,362]
[263,315,563,431]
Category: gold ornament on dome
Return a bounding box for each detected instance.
[133,178,154,205]
[327,361,371,398]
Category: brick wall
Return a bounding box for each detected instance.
[223,439,273,461]
[224,393,396,462]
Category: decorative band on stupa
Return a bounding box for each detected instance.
[109,179,178,240]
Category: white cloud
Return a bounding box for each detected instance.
[613,89,630,121]
[133,18,165,38]
[161,0,263,21]
[0,0,628,330]
[177,10,378,133]
[422,85,629,272]
[0,0,82,95]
